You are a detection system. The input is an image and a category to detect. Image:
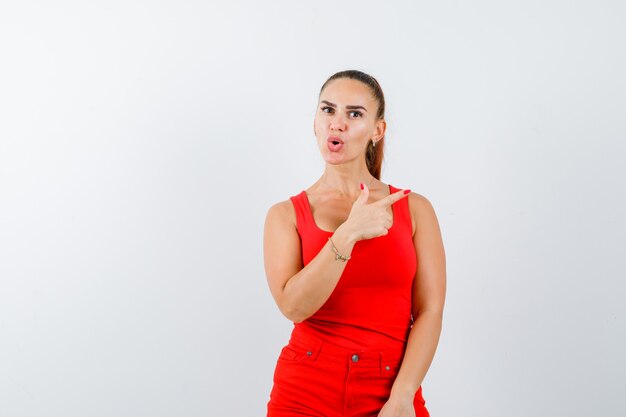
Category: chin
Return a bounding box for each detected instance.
[322,153,356,165]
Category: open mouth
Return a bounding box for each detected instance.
[328,139,344,152]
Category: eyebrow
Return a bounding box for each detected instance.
[320,100,368,112]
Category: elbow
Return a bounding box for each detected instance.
[412,308,444,322]
[278,302,310,324]
[290,315,307,324]
[277,285,313,323]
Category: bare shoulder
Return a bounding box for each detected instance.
[405,191,439,238]
[265,198,297,229]
[406,191,436,213]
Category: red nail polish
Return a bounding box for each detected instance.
[403,189,411,194]
[360,183,364,190]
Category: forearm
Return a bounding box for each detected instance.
[389,311,443,400]
[281,224,357,322]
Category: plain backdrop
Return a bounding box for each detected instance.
[1,1,625,416]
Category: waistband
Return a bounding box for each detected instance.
[286,328,407,369]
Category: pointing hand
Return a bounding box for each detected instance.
[344,183,410,242]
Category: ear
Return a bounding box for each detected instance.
[373,119,386,140]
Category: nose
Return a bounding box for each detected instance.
[329,112,347,131]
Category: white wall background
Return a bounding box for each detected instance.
[1,1,624,416]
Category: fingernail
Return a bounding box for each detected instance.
[403,189,411,194]
[360,183,364,190]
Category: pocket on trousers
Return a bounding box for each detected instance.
[273,343,316,389]
[277,337,321,363]
[380,359,402,378]
[278,344,306,362]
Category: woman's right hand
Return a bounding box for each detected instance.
[343,183,410,242]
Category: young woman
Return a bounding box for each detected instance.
[263,69,446,417]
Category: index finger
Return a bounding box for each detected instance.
[375,189,410,207]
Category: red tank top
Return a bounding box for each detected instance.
[288,184,417,351]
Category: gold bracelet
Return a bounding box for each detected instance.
[328,237,351,262]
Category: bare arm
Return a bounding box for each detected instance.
[263,200,358,323]
[385,193,447,409]
[264,185,409,323]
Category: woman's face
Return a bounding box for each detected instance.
[313,78,385,165]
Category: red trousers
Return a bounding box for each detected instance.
[267,329,430,417]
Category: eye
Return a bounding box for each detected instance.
[320,107,363,118]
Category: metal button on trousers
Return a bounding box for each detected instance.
[351,354,359,362]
